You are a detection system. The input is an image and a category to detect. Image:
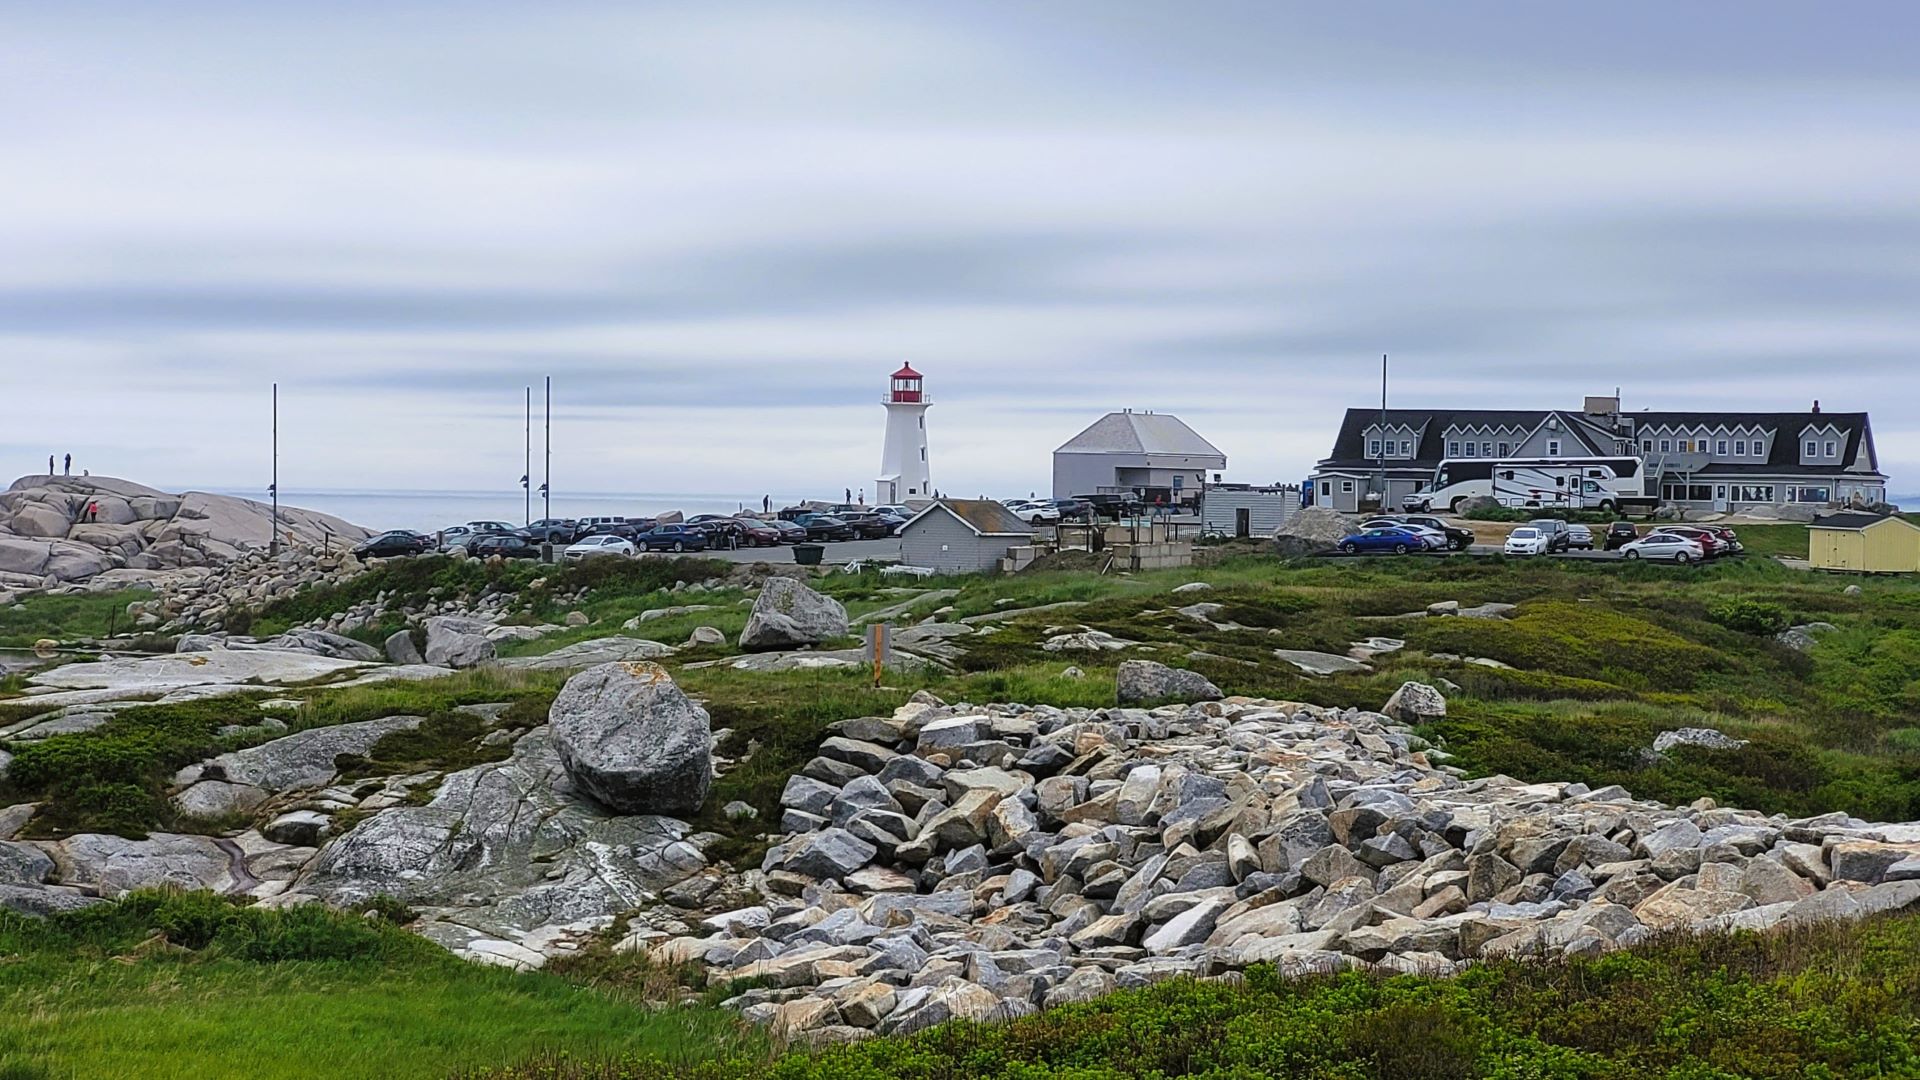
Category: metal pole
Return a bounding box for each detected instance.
[1377,354,1388,508]
[270,382,280,555]
[524,386,532,526]
[543,375,551,522]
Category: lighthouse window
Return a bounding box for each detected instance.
[919,448,925,461]
[919,416,923,428]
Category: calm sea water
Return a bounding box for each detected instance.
[202,488,805,532]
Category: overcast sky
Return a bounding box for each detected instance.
[3,1,1917,500]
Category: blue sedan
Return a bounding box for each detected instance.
[637,524,710,553]
[1338,527,1424,555]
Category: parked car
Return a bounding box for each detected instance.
[767,519,808,544]
[1397,514,1475,551]
[353,530,431,558]
[1567,524,1594,551]
[1700,525,1744,554]
[1359,518,1448,551]
[731,519,783,546]
[470,535,542,559]
[793,513,856,542]
[1620,532,1704,563]
[1008,501,1061,525]
[562,535,636,560]
[578,516,628,533]
[873,504,913,519]
[435,525,475,552]
[636,524,710,552]
[525,518,582,544]
[1603,522,1640,550]
[467,520,518,535]
[1338,527,1424,555]
[1653,525,1724,558]
[1050,498,1094,520]
[581,520,640,540]
[839,513,896,540]
[1527,518,1572,553]
[1075,493,1144,520]
[1504,527,1550,556]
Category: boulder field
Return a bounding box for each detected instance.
[627,681,1920,1042]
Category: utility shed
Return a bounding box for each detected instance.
[1201,485,1300,538]
[1053,410,1226,507]
[1808,512,1920,573]
[898,499,1034,574]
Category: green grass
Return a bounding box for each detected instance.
[469,912,1920,1080]
[0,589,151,648]
[0,892,760,1080]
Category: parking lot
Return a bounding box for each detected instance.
[700,536,903,565]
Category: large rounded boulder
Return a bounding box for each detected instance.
[548,661,712,815]
[739,576,849,651]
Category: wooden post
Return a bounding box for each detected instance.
[866,622,890,688]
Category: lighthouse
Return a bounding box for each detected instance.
[876,363,932,505]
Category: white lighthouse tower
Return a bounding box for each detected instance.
[876,363,931,505]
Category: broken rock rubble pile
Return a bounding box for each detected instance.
[645,682,1920,1042]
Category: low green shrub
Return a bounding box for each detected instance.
[1707,597,1790,635]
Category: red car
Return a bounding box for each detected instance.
[730,518,783,546]
[1653,525,1724,558]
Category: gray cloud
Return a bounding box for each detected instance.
[1,2,1917,498]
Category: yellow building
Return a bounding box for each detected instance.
[1808,512,1920,573]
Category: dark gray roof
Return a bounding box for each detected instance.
[909,499,1033,537]
[1810,511,1916,531]
[1056,412,1226,459]
[1319,407,1879,475]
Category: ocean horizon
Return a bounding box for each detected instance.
[198,487,810,532]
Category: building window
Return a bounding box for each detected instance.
[1369,440,1382,457]
[1548,440,1561,456]
[1735,439,1746,456]
[1400,440,1411,456]
[1499,442,1511,457]
[1320,481,1331,496]
[1448,441,1460,457]
[1659,440,1671,453]
[1716,440,1728,456]
[1824,440,1836,456]
[919,447,926,460]
[1340,480,1354,493]
[1481,441,1492,457]
[1462,442,1476,457]
[1642,440,1652,453]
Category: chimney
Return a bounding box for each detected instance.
[1812,399,1821,414]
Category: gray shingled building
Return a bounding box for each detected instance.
[1052,410,1227,508]
[898,499,1034,574]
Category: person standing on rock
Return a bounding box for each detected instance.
[85,500,99,523]
[62,453,71,475]
[763,494,771,514]
[47,454,54,475]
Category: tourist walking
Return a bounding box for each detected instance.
[85,500,99,523]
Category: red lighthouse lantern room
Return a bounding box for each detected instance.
[889,364,923,403]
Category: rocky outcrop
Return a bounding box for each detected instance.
[424,616,497,669]
[498,637,675,671]
[0,474,371,585]
[1271,507,1359,557]
[739,578,849,651]
[548,663,712,815]
[293,728,709,967]
[649,693,1920,1038]
[1115,660,1221,705]
[1382,681,1447,723]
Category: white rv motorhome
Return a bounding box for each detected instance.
[1404,457,1654,513]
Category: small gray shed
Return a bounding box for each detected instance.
[898,499,1034,574]
[1201,485,1301,538]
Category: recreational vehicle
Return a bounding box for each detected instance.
[1403,457,1654,514]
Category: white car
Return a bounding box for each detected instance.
[1010,502,1061,525]
[1619,533,1703,564]
[1504,527,1550,556]
[1360,519,1447,550]
[562,535,636,560]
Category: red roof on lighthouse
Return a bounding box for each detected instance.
[891,363,921,379]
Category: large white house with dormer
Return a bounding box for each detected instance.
[1308,396,1888,514]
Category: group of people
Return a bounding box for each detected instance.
[47,453,80,476]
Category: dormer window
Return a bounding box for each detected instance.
[1642,440,1652,453]
[1463,442,1476,457]
[1548,440,1561,456]
[1660,439,1671,454]
[1370,439,1382,457]
[1735,439,1746,456]
[1448,441,1460,457]
[1716,440,1728,456]
[1824,440,1836,457]
[1400,440,1412,456]
[1499,442,1511,457]
[1806,440,1818,457]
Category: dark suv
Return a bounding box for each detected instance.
[1074,493,1144,520]
[1527,518,1572,553]
[1603,522,1640,550]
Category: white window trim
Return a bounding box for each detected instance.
[1547,440,1561,456]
